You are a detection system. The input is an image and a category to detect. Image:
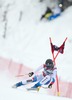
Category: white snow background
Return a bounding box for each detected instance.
[0,0,72,100]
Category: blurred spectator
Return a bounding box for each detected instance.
[48,5,61,21]
[40,5,61,21]
[40,7,53,20]
[58,0,64,12]
[58,0,72,11]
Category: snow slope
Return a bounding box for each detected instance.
[0,71,72,100]
[0,0,72,100]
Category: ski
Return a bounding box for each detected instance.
[26,87,40,91]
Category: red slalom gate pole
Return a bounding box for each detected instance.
[49,37,68,96]
[56,74,60,96]
[49,37,59,96]
[49,38,56,64]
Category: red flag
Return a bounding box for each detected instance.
[59,42,65,54]
[51,42,65,54]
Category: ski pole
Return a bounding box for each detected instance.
[15,73,29,77]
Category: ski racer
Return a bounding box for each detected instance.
[12,59,57,90]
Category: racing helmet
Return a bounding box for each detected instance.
[45,59,54,69]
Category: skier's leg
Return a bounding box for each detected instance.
[31,75,51,89]
[12,74,44,88]
[31,74,44,88]
[12,79,33,88]
[12,81,24,88]
[12,75,39,88]
[40,75,55,88]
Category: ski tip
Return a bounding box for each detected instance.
[12,85,17,88]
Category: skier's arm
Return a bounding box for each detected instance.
[28,65,43,77]
[34,65,43,74]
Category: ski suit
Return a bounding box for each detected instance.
[22,64,57,88]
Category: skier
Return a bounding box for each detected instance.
[12,59,57,90]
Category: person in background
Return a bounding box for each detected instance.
[40,4,61,21]
[40,7,53,20]
[48,5,61,20]
[12,59,57,90]
[58,0,64,12]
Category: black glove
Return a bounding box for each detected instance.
[28,72,34,77]
[48,84,52,88]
